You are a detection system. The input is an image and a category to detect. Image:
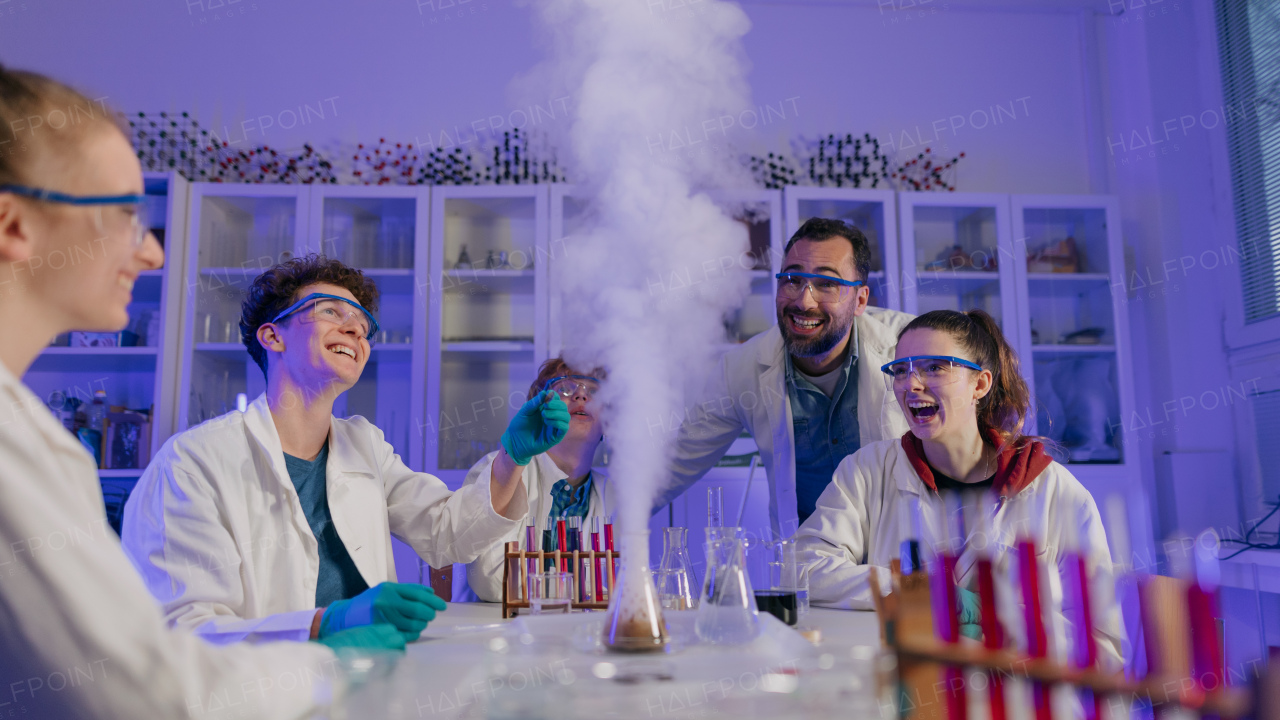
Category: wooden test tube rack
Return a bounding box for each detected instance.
[500,541,620,619]
[869,560,1252,720]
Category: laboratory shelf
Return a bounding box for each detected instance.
[1031,344,1117,353]
[442,269,536,294]
[99,469,145,478]
[1026,272,1112,284]
[442,340,537,356]
[916,270,1000,281]
[32,347,159,373]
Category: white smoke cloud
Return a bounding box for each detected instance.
[522,0,758,549]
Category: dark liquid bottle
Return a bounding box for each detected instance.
[754,590,798,626]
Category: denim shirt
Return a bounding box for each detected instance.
[785,325,861,526]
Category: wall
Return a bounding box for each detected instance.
[0,0,1097,194]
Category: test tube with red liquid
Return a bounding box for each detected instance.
[971,492,1007,720]
[591,517,605,601]
[930,493,966,720]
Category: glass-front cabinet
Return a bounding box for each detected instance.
[898,192,1018,331]
[783,186,900,310]
[309,186,429,468]
[178,184,310,433]
[1011,195,1134,475]
[427,186,549,485]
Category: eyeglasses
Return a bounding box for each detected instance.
[542,375,600,400]
[0,183,149,248]
[270,293,380,344]
[775,272,864,303]
[880,355,984,388]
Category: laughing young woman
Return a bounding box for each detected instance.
[796,309,1124,668]
[0,66,386,719]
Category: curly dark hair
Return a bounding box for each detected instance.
[240,254,380,377]
[783,217,873,283]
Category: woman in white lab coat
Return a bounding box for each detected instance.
[0,66,360,719]
[462,358,612,602]
[797,309,1125,669]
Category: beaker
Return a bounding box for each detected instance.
[758,538,805,626]
[655,527,697,610]
[695,528,759,645]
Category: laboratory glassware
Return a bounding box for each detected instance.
[695,528,759,644]
[655,527,697,610]
[527,572,572,615]
[707,486,724,528]
[603,530,669,653]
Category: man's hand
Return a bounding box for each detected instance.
[318,583,447,642]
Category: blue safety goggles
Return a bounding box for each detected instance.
[270,292,380,342]
[881,355,984,386]
[1,184,150,247]
[775,272,864,302]
[542,375,600,400]
[0,184,146,206]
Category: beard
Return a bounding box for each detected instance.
[778,305,856,359]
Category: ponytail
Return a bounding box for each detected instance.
[897,309,1034,450]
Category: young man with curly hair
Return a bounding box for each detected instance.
[123,255,569,648]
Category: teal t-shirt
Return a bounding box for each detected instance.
[282,442,369,607]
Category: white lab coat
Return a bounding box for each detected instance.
[657,308,914,537]
[461,451,614,602]
[122,393,525,644]
[0,361,335,719]
[796,438,1125,670]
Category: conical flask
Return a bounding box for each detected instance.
[695,527,759,645]
[603,530,669,653]
[655,527,698,610]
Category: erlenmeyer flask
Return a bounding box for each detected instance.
[603,530,669,653]
[695,528,759,645]
[656,527,697,610]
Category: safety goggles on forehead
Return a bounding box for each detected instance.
[542,375,600,400]
[271,293,380,343]
[0,183,149,247]
[775,272,864,303]
[881,355,984,387]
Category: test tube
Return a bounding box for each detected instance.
[1189,529,1224,696]
[969,491,1007,720]
[524,522,539,589]
[1059,504,1103,720]
[591,517,605,601]
[707,486,724,528]
[568,516,582,552]
[1015,498,1052,720]
[556,517,569,572]
[930,492,965,720]
[604,518,616,584]
[898,496,923,575]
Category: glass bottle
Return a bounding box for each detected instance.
[455,244,472,270]
[655,527,697,610]
[695,527,759,645]
[87,389,107,432]
[602,530,669,653]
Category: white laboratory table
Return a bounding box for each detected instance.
[334,601,889,719]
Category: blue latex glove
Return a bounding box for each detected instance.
[957,587,983,641]
[957,587,982,625]
[319,582,448,642]
[500,390,571,466]
[314,624,406,652]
